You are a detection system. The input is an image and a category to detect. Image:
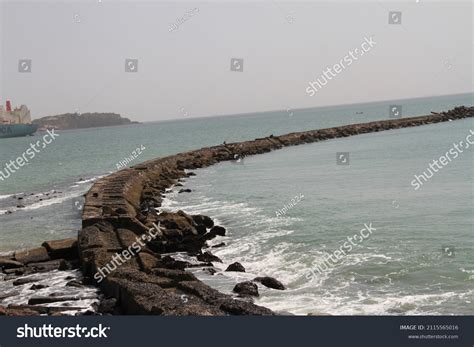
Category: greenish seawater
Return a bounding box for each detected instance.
[0,93,472,315]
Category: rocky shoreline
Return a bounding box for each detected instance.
[1,106,472,316]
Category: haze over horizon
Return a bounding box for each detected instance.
[1,0,472,122]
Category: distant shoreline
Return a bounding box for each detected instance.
[32,112,139,131]
[1,106,472,316]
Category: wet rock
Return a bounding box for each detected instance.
[27,259,63,272]
[209,225,226,237]
[225,262,246,272]
[233,281,259,297]
[28,296,79,305]
[66,280,83,288]
[192,215,214,229]
[197,251,222,263]
[186,172,196,176]
[196,224,207,235]
[0,258,24,269]
[30,284,48,290]
[202,268,217,275]
[253,276,286,290]
[211,242,226,248]
[14,247,50,264]
[42,238,78,259]
[178,189,192,193]
[13,277,43,286]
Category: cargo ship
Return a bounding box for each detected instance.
[0,100,38,138]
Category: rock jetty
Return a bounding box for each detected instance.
[2,106,472,316]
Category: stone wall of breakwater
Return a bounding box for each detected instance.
[75,106,472,315]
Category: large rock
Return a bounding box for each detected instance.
[209,226,226,237]
[42,238,78,259]
[197,252,222,263]
[192,215,214,229]
[233,281,259,297]
[0,258,24,269]
[253,276,286,290]
[14,247,50,264]
[225,262,245,272]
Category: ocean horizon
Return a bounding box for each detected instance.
[0,93,472,315]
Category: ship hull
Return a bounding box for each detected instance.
[0,124,38,138]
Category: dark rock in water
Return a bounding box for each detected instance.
[233,281,259,297]
[0,258,24,269]
[192,215,214,229]
[13,277,43,286]
[5,210,12,214]
[209,225,226,237]
[197,251,222,263]
[28,296,79,305]
[253,276,286,290]
[14,247,50,264]
[42,238,77,260]
[187,172,196,176]
[17,197,23,200]
[30,284,48,290]
[225,262,246,272]
[27,259,63,272]
[196,224,207,235]
[3,268,25,275]
[211,242,226,248]
[58,259,77,271]
[66,280,83,288]
[202,268,217,275]
[175,183,183,187]
[17,205,25,208]
[178,189,192,193]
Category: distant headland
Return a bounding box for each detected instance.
[32,113,139,130]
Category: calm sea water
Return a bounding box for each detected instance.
[0,93,472,314]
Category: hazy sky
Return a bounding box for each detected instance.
[1,0,472,121]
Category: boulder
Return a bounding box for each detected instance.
[233,281,259,297]
[225,262,246,272]
[178,189,192,193]
[192,215,214,228]
[14,247,50,264]
[209,226,226,237]
[253,276,285,290]
[13,277,43,286]
[0,258,24,269]
[42,238,78,259]
[197,251,222,263]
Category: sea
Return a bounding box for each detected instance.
[0,93,472,315]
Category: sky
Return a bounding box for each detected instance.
[0,0,472,122]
